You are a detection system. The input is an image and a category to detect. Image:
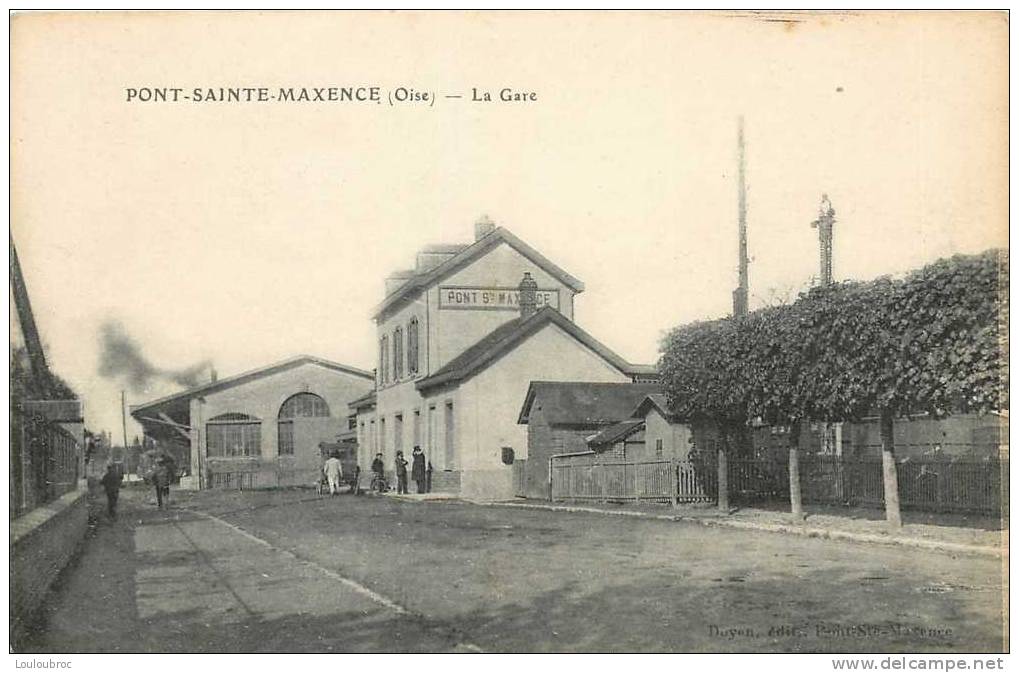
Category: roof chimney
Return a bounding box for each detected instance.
[518,272,538,319]
[474,214,496,241]
[209,365,218,383]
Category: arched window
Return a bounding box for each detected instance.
[393,327,404,380]
[380,335,389,384]
[407,317,419,374]
[207,413,261,458]
[278,393,330,455]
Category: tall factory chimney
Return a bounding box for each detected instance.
[811,194,836,286]
[732,116,749,318]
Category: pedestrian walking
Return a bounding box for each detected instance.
[99,463,122,518]
[152,456,171,509]
[395,450,409,494]
[323,451,344,496]
[411,446,426,494]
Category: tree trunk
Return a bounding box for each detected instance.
[788,422,804,520]
[880,410,902,527]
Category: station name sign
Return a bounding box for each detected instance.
[439,286,560,311]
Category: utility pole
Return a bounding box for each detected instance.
[732,116,749,318]
[121,390,129,455]
[811,194,836,286]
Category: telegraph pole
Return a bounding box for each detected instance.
[732,116,749,318]
[121,390,128,460]
[722,116,750,515]
[811,194,836,286]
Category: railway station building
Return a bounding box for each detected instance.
[354,217,656,500]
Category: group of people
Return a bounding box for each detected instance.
[99,453,176,518]
[369,446,430,494]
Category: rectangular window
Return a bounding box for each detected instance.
[655,438,664,457]
[613,443,626,459]
[207,422,261,458]
[444,402,455,470]
[428,405,437,467]
[394,328,404,379]
[380,336,390,384]
[394,414,404,454]
[278,420,294,455]
[412,410,421,449]
[380,417,387,455]
[407,318,420,374]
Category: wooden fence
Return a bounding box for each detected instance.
[549,455,713,504]
[547,451,1006,515]
[800,455,1006,513]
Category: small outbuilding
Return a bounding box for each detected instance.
[516,381,661,498]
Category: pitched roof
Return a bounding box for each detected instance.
[517,380,663,426]
[416,307,643,393]
[373,227,585,320]
[631,393,673,421]
[587,419,645,449]
[131,355,374,417]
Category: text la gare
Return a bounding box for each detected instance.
[472,88,538,103]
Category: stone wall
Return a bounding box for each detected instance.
[10,482,90,648]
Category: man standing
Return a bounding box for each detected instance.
[411,446,426,494]
[99,463,122,518]
[395,450,409,494]
[323,452,344,496]
[153,456,171,509]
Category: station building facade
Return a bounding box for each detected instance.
[133,355,374,489]
[354,217,655,500]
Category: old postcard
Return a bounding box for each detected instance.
[8,9,1009,661]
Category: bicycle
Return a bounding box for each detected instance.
[369,472,389,493]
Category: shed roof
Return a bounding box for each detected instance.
[586,419,645,449]
[517,380,662,426]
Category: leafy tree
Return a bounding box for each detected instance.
[659,249,1007,524]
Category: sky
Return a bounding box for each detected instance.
[9,11,1008,440]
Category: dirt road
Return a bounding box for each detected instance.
[20,488,1006,653]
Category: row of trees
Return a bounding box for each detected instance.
[659,249,1007,524]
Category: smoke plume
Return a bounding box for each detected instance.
[97,320,211,393]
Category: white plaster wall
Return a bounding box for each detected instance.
[457,323,630,500]
[375,240,580,386]
[432,242,577,370]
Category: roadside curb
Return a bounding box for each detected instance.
[465,500,1003,558]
